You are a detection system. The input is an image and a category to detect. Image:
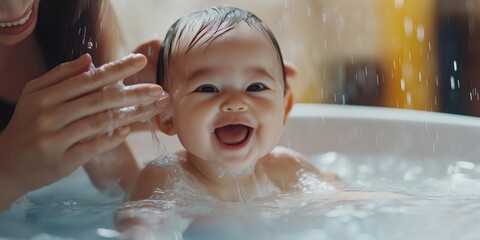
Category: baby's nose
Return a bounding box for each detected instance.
[221,96,248,112]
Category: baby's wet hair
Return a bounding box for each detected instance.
[156,6,286,92]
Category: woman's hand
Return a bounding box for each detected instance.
[0,53,168,210]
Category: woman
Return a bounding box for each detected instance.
[0,0,166,210]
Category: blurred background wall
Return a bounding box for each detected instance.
[111,0,480,117]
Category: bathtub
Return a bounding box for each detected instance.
[128,103,480,164]
[1,103,480,240]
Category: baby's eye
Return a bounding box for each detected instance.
[194,84,219,93]
[246,82,267,92]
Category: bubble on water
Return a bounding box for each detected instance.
[96,228,121,239]
[296,169,336,194]
[62,200,77,206]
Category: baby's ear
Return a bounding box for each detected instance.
[153,102,176,136]
[284,61,298,82]
[154,114,176,136]
[283,61,297,125]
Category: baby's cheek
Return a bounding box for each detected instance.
[175,115,208,145]
[258,113,284,148]
[176,124,198,151]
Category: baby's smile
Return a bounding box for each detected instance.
[214,124,253,149]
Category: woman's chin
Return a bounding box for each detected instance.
[0,28,34,46]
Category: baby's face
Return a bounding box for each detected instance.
[167,22,286,170]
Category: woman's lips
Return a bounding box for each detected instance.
[0,4,35,35]
[214,124,252,146]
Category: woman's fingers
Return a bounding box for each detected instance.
[111,99,169,127]
[41,53,147,107]
[24,54,92,94]
[62,127,131,173]
[56,98,168,149]
[47,84,166,131]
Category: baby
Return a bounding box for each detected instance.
[128,6,342,203]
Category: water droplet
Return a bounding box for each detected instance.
[450,76,455,90]
[416,25,425,42]
[394,0,404,9]
[404,17,413,36]
[400,78,406,91]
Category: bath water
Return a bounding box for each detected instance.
[1,152,480,240]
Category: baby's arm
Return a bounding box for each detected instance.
[116,162,174,235]
[128,162,172,201]
[261,146,344,192]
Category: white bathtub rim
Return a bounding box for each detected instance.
[290,103,480,128]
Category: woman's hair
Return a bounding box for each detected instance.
[156,6,285,91]
[35,0,106,70]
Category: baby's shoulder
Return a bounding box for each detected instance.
[260,146,344,191]
[263,146,309,167]
[259,147,310,189]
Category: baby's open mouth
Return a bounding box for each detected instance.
[214,124,252,146]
